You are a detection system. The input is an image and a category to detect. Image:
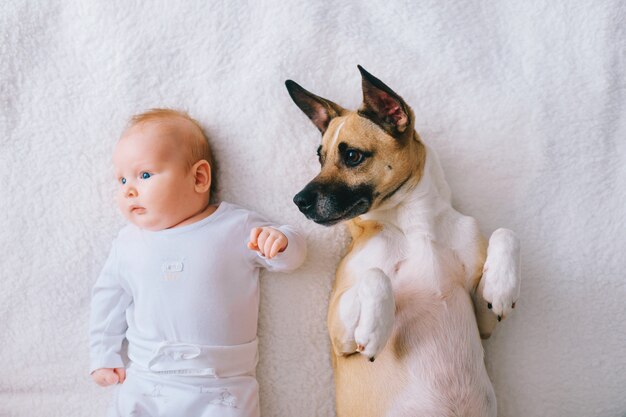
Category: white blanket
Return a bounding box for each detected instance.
[1,1,624,416]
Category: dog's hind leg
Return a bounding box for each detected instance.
[473,228,521,338]
[328,284,361,357]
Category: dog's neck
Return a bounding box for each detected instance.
[360,144,455,239]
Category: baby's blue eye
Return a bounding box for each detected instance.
[141,172,151,179]
[120,177,126,185]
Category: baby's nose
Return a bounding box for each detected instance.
[125,187,138,197]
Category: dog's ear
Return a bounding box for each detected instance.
[285,80,344,134]
[357,65,412,138]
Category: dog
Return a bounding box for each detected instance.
[286,66,521,417]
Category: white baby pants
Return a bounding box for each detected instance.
[107,339,260,417]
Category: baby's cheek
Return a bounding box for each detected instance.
[116,198,130,220]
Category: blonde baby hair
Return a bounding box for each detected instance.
[126,108,215,194]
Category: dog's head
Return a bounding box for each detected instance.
[286,66,425,226]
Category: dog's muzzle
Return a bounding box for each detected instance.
[293,181,373,226]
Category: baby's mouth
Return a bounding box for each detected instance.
[130,205,146,214]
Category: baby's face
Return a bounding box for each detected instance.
[113,122,197,230]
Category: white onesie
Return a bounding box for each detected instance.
[89,202,306,417]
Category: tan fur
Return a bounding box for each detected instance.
[288,71,519,417]
[316,114,424,204]
[328,219,410,417]
[326,114,494,417]
[325,129,428,416]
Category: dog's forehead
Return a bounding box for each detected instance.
[321,113,383,151]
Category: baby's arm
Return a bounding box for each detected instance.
[92,368,126,386]
[89,241,132,386]
[245,212,307,272]
[248,226,288,259]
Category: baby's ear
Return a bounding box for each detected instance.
[193,160,211,193]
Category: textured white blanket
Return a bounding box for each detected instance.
[1,1,625,416]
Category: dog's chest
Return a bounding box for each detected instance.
[346,225,404,276]
[347,224,465,292]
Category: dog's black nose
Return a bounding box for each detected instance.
[293,189,316,214]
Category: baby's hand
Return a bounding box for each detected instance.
[91,367,126,387]
[248,227,288,259]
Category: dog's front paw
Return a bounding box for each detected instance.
[354,269,395,361]
[482,228,521,321]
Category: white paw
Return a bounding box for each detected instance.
[353,269,395,361]
[482,228,521,321]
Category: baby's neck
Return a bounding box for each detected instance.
[168,202,219,229]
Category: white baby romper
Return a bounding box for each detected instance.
[89,202,306,417]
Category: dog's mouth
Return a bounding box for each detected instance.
[294,181,374,226]
[306,198,372,226]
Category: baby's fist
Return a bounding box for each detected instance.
[91,367,126,387]
[248,227,288,259]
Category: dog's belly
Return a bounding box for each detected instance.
[334,230,495,417]
[393,286,495,416]
[335,286,495,417]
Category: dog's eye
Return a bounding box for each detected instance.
[316,146,323,164]
[344,149,365,167]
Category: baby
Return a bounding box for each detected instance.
[89,109,306,417]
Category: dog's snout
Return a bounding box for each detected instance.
[293,188,316,214]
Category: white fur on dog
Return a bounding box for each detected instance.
[482,229,521,320]
[1,1,625,417]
